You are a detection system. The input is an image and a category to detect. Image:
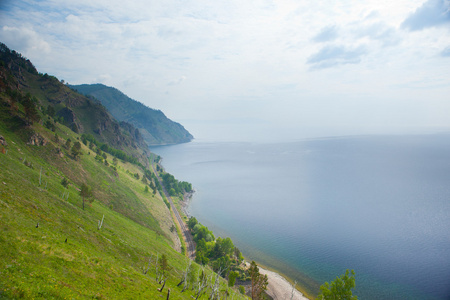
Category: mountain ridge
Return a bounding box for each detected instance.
[0,42,150,166]
[70,83,194,146]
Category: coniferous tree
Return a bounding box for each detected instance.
[71,141,82,159]
[249,261,268,300]
[79,183,93,210]
[22,96,40,124]
[61,177,69,188]
[65,138,72,149]
[46,105,55,118]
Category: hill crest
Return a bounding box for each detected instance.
[70,83,194,146]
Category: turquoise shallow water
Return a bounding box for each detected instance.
[152,134,450,299]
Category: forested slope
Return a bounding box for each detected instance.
[70,83,193,146]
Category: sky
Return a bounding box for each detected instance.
[1,0,449,142]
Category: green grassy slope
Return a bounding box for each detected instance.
[0,96,247,300]
[0,44,247,299]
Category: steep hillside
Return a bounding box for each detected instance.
[0,103,246,299]
[70,84,193,146]
[0,43,149,166]
[0,43,247,299]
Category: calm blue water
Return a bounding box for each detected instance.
[152,135,450,300]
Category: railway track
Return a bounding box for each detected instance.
[152,164,196,260]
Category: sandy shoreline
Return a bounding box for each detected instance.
[258,267,310,300]
[241,261,310,300]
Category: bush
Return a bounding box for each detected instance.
[239,286,245,294]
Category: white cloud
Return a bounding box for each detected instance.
[307,45,368,69]
[1,25,51,54]
[168,75,187,86]
[442,46,450,56]
[352,22,400,46]
[401,0,450,31]
[312,25,339,43]
[0,0,449,141]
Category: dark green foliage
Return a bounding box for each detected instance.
[61,177,69,188]
[44,119,56,131]
[70,122,79,133]
[161,172,192,198]
[316,269,357,300]
[81,135,88,145]
[239,285,246,294]
[214,237,234,258]
[107,141,136,163]
[195,249,209,265]
[228,271,239,287]
[0,42,38,74]
[212,256,232,273]
[22,96,40,124]
[192,223,215,242]
[249,261,269,300]
[46,105,55,118]
[190,220,243,277]
[187,216,198,230]
[70,83,193,145]
[159,254,172,279]
[234,247,244,263]
[95,154,104,163]
[71,141,82,159]
[79,183,93,210]
[82,133,140,165]
[65,138,72,149]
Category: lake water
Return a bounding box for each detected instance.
[152,134,450,300]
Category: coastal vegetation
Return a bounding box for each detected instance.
[187,217,244,273]
[161,172,193,198]
[316,269,357,300]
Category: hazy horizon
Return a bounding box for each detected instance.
[1,0,449,142]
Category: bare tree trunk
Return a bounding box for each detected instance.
[209,267,225,300]
[178,260,191,288]
[155,254,160,282]
[143,255,153,274]
[97,214,104,230]
[158,279,166,292]
[195,267,208,300]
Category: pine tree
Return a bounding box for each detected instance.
[249,261,268,300]
[79,183,93,210]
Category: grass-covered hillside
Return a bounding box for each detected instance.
[0,43,247,299]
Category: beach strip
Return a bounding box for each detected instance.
[259,267,310,300]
